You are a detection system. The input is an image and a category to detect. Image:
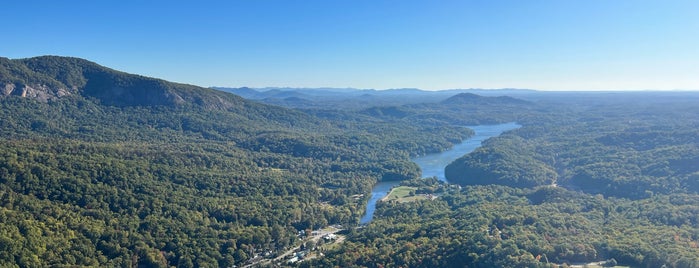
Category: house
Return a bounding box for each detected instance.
[323,234,337,240]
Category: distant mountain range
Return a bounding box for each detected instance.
[0,55,535,129]
[213,86,536,99]
[1,56,538,112]
[440,92,532,105]
[212,86,536,110]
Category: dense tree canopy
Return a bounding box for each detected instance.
[2,56,699,267]
[0,56,474,267]
[312,94,699,268]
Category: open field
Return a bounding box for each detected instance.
[382,186,417,201]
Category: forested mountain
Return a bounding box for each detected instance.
[213,86,535,110]
[2,56,699,268]
[446,95,699,198]
[440,93,531,106]
[2,56,241,108]
[0,56,473,267]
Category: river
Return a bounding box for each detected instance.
[359,122,521,224]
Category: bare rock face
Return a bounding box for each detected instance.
[2,84,15,96]
[0,83,72,102]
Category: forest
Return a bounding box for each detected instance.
[1,56,699,267]
[309,93,699,268]
[0,57,472,267]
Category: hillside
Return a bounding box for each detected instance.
[310,93,699,268]
[351,93,534,126]
[445,95,699,198]
[1,56,247,108]
[440,92,531,106]
[6,56,698,268]
[214,86,536,110]
[0,56,474,267]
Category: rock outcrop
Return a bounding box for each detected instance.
[1,83,72,102]
[0,56,243,108]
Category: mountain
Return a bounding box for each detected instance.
[4,56,699,267]
[213,87,369,100]
[0,55,476,267]
[348,92,535,127]
[217,86,261,98]
[440,92,531,106]
[213,86,536,110]
[1,56,243,108]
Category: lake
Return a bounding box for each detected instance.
[359,122,521,224]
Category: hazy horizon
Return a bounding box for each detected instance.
[215,86,699,92]
[5,1,699,91]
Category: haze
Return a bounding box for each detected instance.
[4,0,699,91]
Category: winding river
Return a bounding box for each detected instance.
[359,122,521,224]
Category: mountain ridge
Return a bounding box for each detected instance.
[0,55,478,267]
[440,92,532,106]
[1,56,243,109]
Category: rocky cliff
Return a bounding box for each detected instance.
[0,56,240,108]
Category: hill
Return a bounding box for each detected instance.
[8,56,698,268]
[213,86,536,110]
[0,56,474,267]
[1,56,244,108]
[310,92,699,268]
[440,92,531,106]
[445,94,699,198]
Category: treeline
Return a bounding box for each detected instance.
[316,92,533,127]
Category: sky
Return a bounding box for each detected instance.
[3,0,699,91]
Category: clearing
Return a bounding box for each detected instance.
[381,186,436,203]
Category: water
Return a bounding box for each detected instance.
[357,181,396,224]
[359,122,521,224]
[413,122,521,182]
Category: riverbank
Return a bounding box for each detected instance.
[359,122,521,224]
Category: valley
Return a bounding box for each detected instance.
[1,56,698,267]
[360,122,520,225]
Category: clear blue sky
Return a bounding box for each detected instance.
[3,0,698,91]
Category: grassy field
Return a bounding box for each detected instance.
[382,186,418,202]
